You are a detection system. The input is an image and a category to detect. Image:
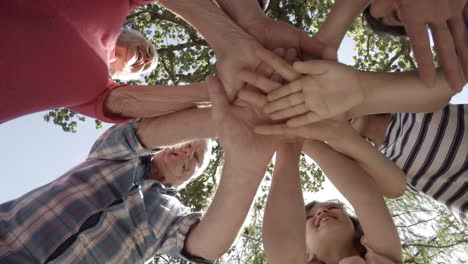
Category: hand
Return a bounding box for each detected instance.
[239,49,364,126]
[206,76,278,164]
[215,37,266,102]
[244,15,337,60]
[371,0,468,91]
[254,118,361,148]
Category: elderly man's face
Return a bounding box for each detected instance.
[152,141,204,187]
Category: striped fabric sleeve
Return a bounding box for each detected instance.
[87,120,155,161]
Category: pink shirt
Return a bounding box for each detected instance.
[0,0,155,124]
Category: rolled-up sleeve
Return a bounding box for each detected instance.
[87,120,156,161]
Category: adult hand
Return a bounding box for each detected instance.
[239,49,364,127]
[371,0,468,91]
[206,75,278,164]
[244,15,337,61]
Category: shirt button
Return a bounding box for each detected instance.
[127,196,132,201]
[107,212,112,218]
[79,234,86,242]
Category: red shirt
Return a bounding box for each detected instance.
[0,0,155,123]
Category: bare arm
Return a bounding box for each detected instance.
[136,107,213,149]
[304,140,403,264]
[314,0,370,51]
[239,51,456,126]
[183,76,277,260]
[257,120,406,198]
[263,143,307,264]
[105,82,209,118]
[351,69,457,117]
[159,0,264,100]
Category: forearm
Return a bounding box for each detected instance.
[215,0,266,28]
[159,0,256,56]
[315,0,370,49]
[263,144,307,264]
[105,82,209,118]
[136,108,214,149]
[351,69,455,117]
[184,153,272,260]
[303,140,382,203]
[326,136,406,198]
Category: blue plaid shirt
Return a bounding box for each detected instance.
[0,120,212,264]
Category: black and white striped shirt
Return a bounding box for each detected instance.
[379,104,467,225]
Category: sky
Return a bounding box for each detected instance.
[1,36,467,204]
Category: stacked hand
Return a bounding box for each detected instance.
[371,0,468,91]
[206,75,278,165]
[243,15,337,61]
[239,49,365,127]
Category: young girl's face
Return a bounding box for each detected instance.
[305,202,356,250]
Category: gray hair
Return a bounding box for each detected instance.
[112,28,158,80]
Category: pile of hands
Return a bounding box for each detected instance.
[209,0,467,160]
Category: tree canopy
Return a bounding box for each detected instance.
[44,0,467,263]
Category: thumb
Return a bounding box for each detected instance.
[292,60,330,75]
[206,76,228,120]
[370,0,395,18]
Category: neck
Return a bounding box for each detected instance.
[364,114,392,147]
[313,238,360,264]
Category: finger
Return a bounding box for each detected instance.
[431,23,464,91]
[286,112,322,127]
[370,0,396,18]
[254,48,286,79]
[206,76,228,120]
[402,15,437,87]
[284,48,298,64]
[264,93,305,114]
[270,48,299,84]
[267,78,304,101]
[238,88,268,109]
[256,48,301,82]
[269,103,309,120]
[292,60,329,75]
[448,16,468,85]
[238,71,282,93]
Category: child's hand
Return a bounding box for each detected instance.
[264,60,365,127]
[238,49,366,127]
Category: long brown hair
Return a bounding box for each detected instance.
[305,201,367,263]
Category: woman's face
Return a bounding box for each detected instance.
[109,44,152,76]
[305,202,356,252]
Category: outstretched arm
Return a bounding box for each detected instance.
[256,120,406,199]
[239,49,456,127]
[314,0,370,51]
[263,143,308,264]
[304,140,403,264]
[183,76,277,260]
[159,0,264,100]
[214,0,333,60]
[105,82,209,118]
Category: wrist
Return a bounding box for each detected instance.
[348,69,370,118]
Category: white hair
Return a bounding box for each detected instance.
[112,28,158,80]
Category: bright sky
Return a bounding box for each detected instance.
[1,36,467,204]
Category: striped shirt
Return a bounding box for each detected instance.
[379,104,467,225]
[0,120,212,263]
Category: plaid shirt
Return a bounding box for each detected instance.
[0,121,212,264]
